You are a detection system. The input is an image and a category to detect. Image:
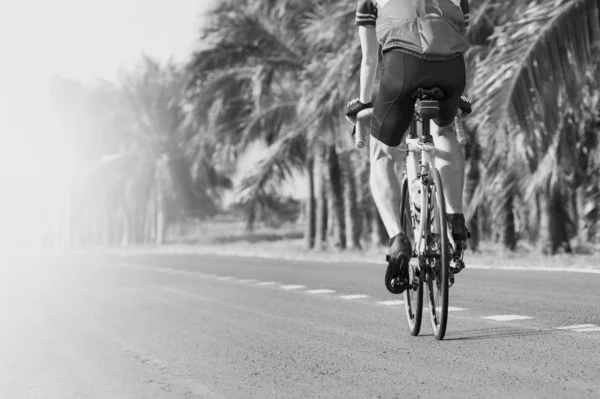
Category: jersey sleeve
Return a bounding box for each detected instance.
[355,1,377,27]
[460,0,470,27]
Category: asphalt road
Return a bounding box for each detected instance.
[1,253,599,398]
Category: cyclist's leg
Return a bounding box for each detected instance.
[369,136,406,239]
[369,51,416,293]
[430,56,468,240]
[369,51,415,242]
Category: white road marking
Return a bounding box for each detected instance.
[556,324,600,332]
[339,294,370,300]
[256,281,277,286]
[377,300,405,306]
[482,315,533,321]
[555,324,596,330]
[306,289,336,294]
[216,276,236,281]
[575,326,600,332]
[236,279,258,284]
[280,285,307,290]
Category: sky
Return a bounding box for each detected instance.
[1,0,216,83]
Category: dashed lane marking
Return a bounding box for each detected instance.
[339,294,370,300]
[482,315,533,321]
[280,285,307,290]
[97,262,597,332]
[256,281,277,286]
[377,300,405,306]
[306,289,336,294]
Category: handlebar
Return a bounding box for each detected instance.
[353,108,373,149]
[454,115,468,146]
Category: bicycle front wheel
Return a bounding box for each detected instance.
[401,176,423,336]
[425,168,449,340]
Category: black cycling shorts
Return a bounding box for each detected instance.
[371,51,466,147]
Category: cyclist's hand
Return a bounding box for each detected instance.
[345,98,372,124]
[458,95,472,116]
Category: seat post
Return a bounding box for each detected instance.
[421,117,433,143]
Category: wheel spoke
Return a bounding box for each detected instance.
[425,169,449,340]
[401,177,422,336]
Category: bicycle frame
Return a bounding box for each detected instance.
[405,114,436,258]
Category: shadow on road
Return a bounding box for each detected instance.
[443,326,552,341]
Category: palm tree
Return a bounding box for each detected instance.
[50,56,231,246]
[470,0,600,253]
[187,0,314,230]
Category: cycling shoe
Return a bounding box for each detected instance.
[447,213,470,242]
[385,233,412,294]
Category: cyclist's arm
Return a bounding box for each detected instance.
[355,1,379,104]
[358,26,378,104]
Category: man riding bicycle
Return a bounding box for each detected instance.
[346,0,471,294]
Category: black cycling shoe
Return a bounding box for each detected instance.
[385,233,412,294]
[447,213,469,242]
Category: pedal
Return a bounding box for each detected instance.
[412,278,419,290]
[450,259,465,275]
[449,271,455,288]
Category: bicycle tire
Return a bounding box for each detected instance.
[425,168,449,340]
[401,176,423,336]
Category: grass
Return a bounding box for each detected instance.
[151,219,600,270]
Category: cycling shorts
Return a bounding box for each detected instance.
[370,51,466,147]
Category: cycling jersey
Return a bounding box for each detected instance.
[356,0,470,60]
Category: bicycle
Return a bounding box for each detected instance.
[353,87,469,341]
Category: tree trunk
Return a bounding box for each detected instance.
[539,190,554,255]
[327,181,335,243]
[500,194,518,251]
[582,182,599,245]
[327,145,346,249]
[540,187,573,255]
[155,177,165,245]
[315,145,328,250]
[343,152,362,249]
[304,157,316,249]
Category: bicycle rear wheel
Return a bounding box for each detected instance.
[425,168,449,340]
[401,176,423,336]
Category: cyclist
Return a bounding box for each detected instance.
[346,0,471,294]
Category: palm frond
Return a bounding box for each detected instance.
[472,0,600,138]
[232,130,306,229]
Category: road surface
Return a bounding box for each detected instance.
[1,253,599,398]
